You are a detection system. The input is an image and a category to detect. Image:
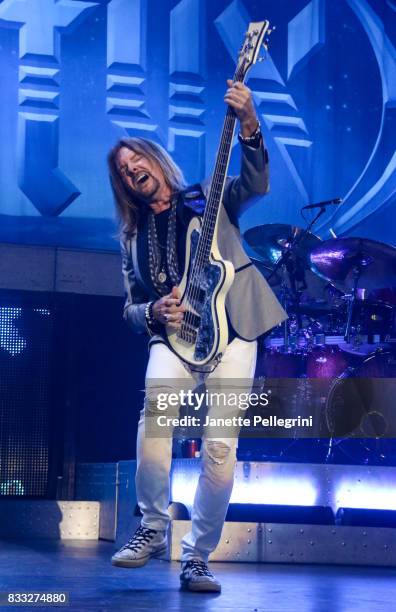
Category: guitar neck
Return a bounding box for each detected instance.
[189,19,271,269]
[197,70,246,263]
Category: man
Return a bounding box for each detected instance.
[108,80,287,592]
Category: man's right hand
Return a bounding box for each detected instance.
[152,286,186,330]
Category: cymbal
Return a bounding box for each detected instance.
[244,224,322,269]
[310,237,396,291]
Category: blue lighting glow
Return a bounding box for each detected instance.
[231,475,317,506]
[171,471,317,508]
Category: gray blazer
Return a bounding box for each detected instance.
[120,141,288,341]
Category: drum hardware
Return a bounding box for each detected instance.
[248,226,396,465]
[245,221,325,347]
[344,261,370,342]
[310,237,396,343]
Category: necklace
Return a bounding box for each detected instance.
[154,214,168,283]
[148,201,180,293]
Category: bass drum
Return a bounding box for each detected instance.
[252,342,331,463]
[325,348,396,465]
[255,346,305,378]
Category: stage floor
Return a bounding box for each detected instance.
[0,539,395,611]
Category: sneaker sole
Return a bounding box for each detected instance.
[111,545,167,568]
[180,579,221,593]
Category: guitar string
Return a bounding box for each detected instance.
[181,108,237,336]
[182,71,243,316]
[181,65,244,338]
[180,61,246,340]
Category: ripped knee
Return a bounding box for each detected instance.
[204,440,234,465]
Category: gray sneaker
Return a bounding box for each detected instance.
[180,559,221,592]
[111,526,167,568]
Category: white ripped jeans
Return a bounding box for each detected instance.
[135,336,257,563]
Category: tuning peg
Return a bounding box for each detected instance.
[267,25,276,35]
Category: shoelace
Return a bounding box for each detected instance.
[184,559,213,577]
[121,526,158,552]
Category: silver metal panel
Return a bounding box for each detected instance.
[170,520,396,566]
[58,502,100,540]
[55,249,123,296]
[264,523,396,566]
[0,243,55,291]
[0,501,99,539]
[171,520,266,563]
[75,462,118,541]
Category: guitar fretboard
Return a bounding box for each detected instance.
[192,68,246,270]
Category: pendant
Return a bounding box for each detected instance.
[158,271,167,283]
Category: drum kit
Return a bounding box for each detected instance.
[243,223,396,465]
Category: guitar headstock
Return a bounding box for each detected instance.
[235,21,274,80]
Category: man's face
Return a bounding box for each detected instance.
[116,146,166,204]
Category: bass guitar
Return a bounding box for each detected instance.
[166,20,271,367]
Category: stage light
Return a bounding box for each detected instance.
[0,480,25,496]
[171,464,396,512]
[230,476,317,506]
[171,472,199,507]
[336,481,396,511]
[0,307,26,356]
[170,469,317,507]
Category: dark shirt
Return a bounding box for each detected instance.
[148,205,237,345]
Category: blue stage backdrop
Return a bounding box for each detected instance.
[0,0,395,251]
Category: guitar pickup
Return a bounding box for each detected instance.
[182,311,201,329]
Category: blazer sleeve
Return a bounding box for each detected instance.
[120,237,151,335]
[222,140,270,224]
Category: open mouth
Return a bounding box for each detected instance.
[134,172,150,186]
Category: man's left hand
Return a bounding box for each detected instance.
[224,79,258,138]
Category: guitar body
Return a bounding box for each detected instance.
[166,216,235,366]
